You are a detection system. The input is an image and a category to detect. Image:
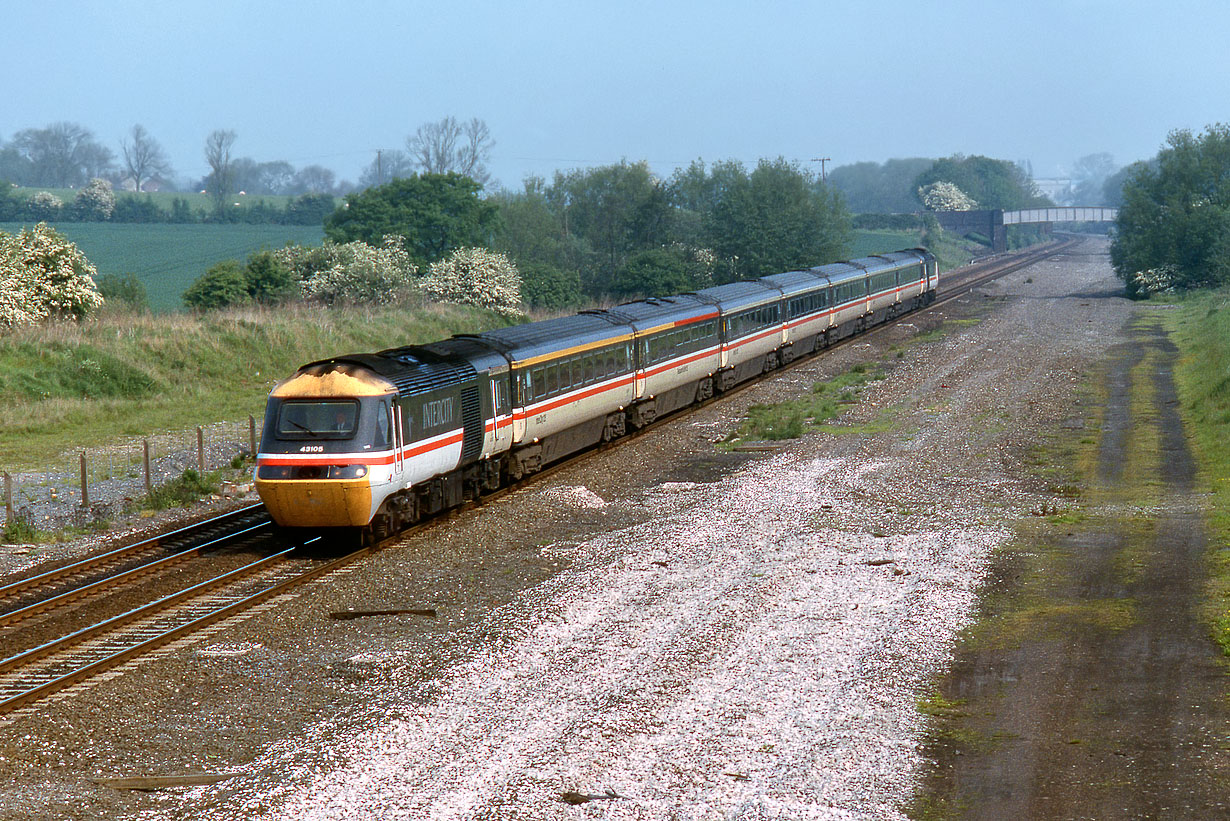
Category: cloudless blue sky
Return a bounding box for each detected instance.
[6,0,1228,189]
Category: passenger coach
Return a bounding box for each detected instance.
[254,248,937,538]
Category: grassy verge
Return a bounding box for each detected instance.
[0,299,515,471]
[719,363,886,447]
[1160,288,1230,654]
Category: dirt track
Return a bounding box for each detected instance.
[919,310,1230,818]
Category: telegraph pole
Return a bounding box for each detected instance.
[811,157,831,182]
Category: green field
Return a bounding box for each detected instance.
[849,229,925,257]
[0,222,324,312]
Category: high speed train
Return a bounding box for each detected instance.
[254,248,938,539]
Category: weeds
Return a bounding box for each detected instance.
[139,469,221,511]
[720,363,885,447]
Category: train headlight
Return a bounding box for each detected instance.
[329,464,369,479]
[257,464,368,480]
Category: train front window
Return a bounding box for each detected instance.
[276,400,360,439]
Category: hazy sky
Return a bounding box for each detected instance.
[7,0,1229,189]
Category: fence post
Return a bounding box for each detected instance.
[4,472,11,524]
[197,427,205,473]
[249,415,257,459]
[80,452,89,508]
[143,440,152,494]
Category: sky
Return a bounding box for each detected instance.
[6,0,1230,190]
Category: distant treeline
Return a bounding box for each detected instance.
[0,185,335,226]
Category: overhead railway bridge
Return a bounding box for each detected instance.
[933,206,1117,252]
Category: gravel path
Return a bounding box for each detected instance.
[0,237,1134,820]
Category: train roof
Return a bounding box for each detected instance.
[417,336,509,373]
[689,279,782,312]
[470,313,628,365]
[588,294,717,333]
[760,269,829,297]
[304,348,478,397]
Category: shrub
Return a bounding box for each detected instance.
[73,178,116,221]
[111,195,163,223]
[96,273,150,312]
[421,246,521,316]
[183,260,250,310]
[279,236,419,305]
[0,222,104,328]
[28,191,63,221]
[244,250,297,304]
[520,262,582,310]
[919,181,977,211]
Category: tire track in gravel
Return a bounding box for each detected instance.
[918,314,1230,819]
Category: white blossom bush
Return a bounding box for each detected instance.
[276,236,418,304]
[74,178,116,220]
[0,223,104,329]
[919,181,977,211]
[421,247,522,316]
[28,191,63,220]
[1130,265,1180,296]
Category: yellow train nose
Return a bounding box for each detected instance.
[255,478,374,527]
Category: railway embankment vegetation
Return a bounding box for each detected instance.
[720,363,887,447]
[1161,289,1230,653]
[0,299,514,471]
[1112,123,1230,299]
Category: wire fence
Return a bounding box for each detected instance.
[3,416,261,536]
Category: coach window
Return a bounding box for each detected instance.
[375,399,391,449]
[532,367,546,401]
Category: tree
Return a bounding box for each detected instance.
[1068,152,1117,205]
[406,117,495,187]
[421,247,521,316]
[12,122,113,188]
[73,178,116,220]
[359,149,415,189]
[828,158,935,213]
[919,181,977,211]
[284,192,336,225]
[913,155,1048,211]
[610,247,699,298]
[550,160,674,289]
[0,223,104,327]
[291,164,336,195]
[324,173,500,265]
[1102,161,1150,209]
[203,129,238,216]
[1111,124,1230,296]
[120,124,172,192]
[703,158,851,280]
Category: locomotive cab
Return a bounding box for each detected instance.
[255,363,399,528]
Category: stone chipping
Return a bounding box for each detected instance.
[0,237,1135,820]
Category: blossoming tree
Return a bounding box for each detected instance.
[0,223,104,329]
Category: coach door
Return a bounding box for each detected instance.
[491,373,512,454]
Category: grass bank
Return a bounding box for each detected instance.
[0,299,514,471]
[1160,288,1230,653]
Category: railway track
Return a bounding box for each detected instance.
[0,239,1076,717]
[0,507,367,717]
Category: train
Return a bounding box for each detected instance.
[254,248,938,539]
